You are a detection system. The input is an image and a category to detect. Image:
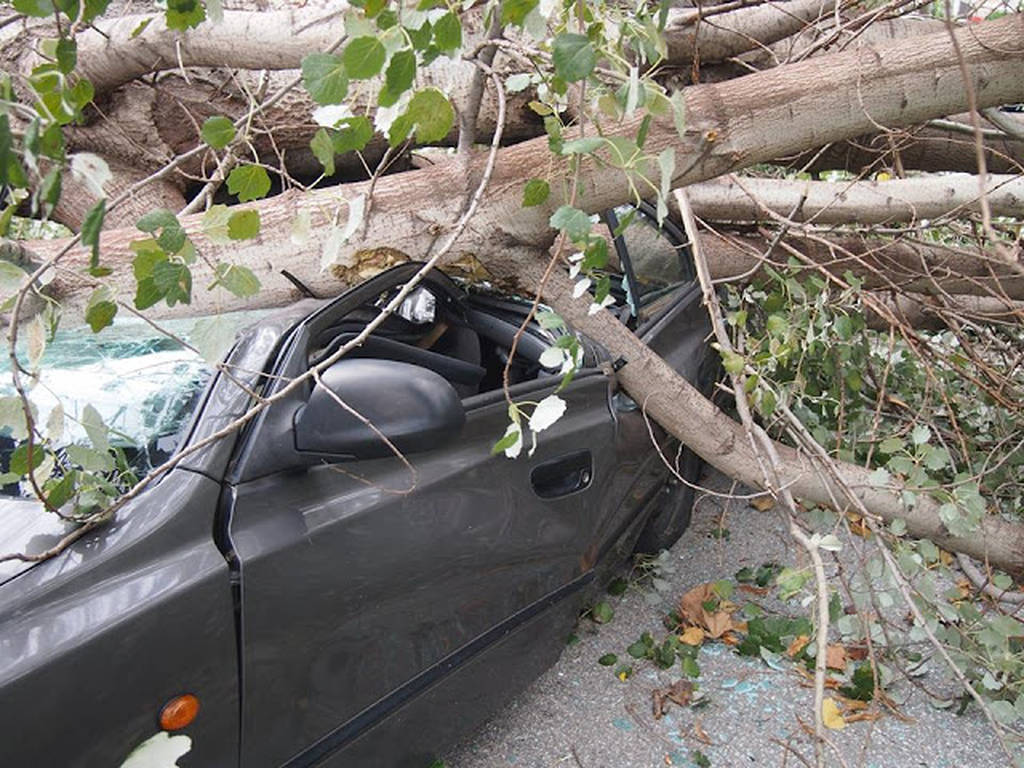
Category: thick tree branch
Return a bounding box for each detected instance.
[681,173,1024,225]
[665,0,839,63]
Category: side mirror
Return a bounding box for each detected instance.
[294,358,465,460]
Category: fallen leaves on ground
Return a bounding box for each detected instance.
[679,626,705,645]
[822,697,846,730]
[678,583,746,640]
[652,680,695,719]
[786,635,811,657]
[825,644,848,671]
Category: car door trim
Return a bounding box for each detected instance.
[280,568,596,768]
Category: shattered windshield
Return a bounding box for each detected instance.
[0,313,262,497]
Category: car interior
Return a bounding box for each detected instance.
[306,279,567,399]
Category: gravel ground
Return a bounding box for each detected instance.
[445,470,1022,768]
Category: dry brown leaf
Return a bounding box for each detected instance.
[693,718,712,745]
[826,644,848,671]
[845,512,871,538]
[786,634,811,657]
[720,631,740,646]
[822,698,846,730]
[703,610,734,638]
[738,584,769,596]
[679,626,705,646]
[678,583,714,625]
[846,644,869,661]
[652,680,694,719]
[751,496,775,512]
[845,711,884,724]
[939,549,954,567]
[837,697,869,711]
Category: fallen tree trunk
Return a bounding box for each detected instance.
[789,121,1024,175]
[664,0,839,63]
[8,14,1024,573]
[697,228,1024,300]
[681,173,1024,225]
[13,13,1022,315]
[537,259,1024,576]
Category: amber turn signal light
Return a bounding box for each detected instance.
[159,694,200,731]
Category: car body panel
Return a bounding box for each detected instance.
[0,469,239,767]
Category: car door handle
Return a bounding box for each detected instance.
[530,450,593,499]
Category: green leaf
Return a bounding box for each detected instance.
[12,0,54,17]
[879,436,903,454]
[549,205,591,241]
[85,286,117,332]
[81,198,106,272]
[311,128,336,175]
[227,164,271,202]
[597,653,618,666]
[591,602,614,624]
[9,443,45,476]
[133,278,162,311]
[200,204,233,244]
[81,403,110,453]
[344,36,386,79]
[136,208,186,253]
[606,577,628,596]
[153,260,192,306]
[560,136,604,155]
[55,38,77,74]
[201,115,235,149]
[0,115,28,189]
[627,640,648,659]
[636,114,652,148]
[227,209,260,240]
[406,20,433,50]
[721,349,744,374]
[332,116,375,154]
[66,443,114,472]
[165,0,205,30]
[190,315,236,363]
[680,655,700,678]
[39,166,62,209]
[44,472,76,510]
[693,750,711,768]
[522,178,550,207]
[552,33,596,82]
[490,429,520,455]
[302,53,349,105]
[389,88,454,146]
[433,12,461,53]
[536,310,564,330]
[212,262,260,297]
[130,238,165,279]
[501,0,538,25]
[385,49,417,97]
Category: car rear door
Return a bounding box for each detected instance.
[224,266,620,767]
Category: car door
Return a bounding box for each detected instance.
[224,266,621,767]
[604,201,711,387]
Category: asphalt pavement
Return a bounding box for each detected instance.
[444,470,1021,768]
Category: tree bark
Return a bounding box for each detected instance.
[664,0,838,63]
[787,120,1024,175]
[697,228,1024,301]
[682,173,1024,225]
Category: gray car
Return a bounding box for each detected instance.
[0,203,714,767]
